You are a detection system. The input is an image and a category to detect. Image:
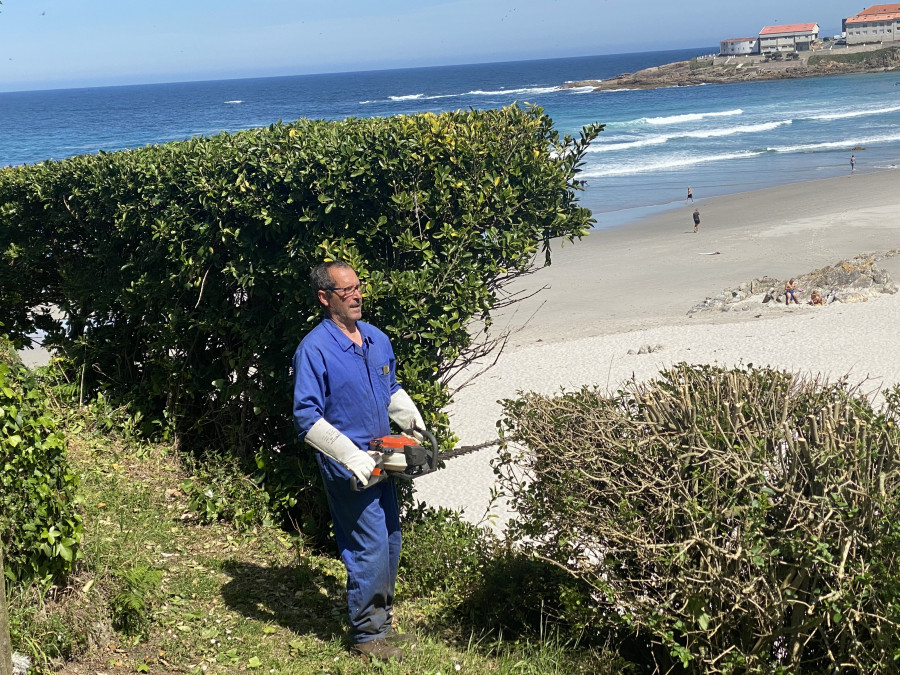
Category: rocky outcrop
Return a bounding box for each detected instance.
[688,252,900,315]
[627,343,666,355]
[561,46,900,92]
[12,653,31,675]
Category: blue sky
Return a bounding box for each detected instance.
[0,0,861,91]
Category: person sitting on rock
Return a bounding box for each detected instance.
[810,290,825,305]
[784,279,800,305]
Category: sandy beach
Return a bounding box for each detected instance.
[415,169,900,529]
[16,169,900,531]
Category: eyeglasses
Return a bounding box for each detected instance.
[327,283,365,299]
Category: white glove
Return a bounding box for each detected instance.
[389,389,426,438]
[304,418,376,486]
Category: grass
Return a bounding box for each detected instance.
[7,404,628,674]
[808,45,900,66]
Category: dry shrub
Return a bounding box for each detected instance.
[495,363,900,674]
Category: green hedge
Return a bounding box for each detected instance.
[496,364,900,673]
[0,337,82,583]
[0,105,599,538]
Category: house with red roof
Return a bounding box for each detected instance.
[758,23,820,55]
[844,4,900,44]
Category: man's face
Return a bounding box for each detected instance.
[319,266,362,326]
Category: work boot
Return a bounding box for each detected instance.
[385,629,418,647]
[351,638,404,663]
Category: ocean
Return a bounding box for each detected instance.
[3,48,900,229]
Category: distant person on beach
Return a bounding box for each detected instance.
[810,290,825,305]
[850,155,856,172]
[686,186,693,203]
[692,208,700,233]
[784,278,800,305]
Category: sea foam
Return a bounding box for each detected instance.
[769,130,900,154]
[640,109,743,125]
[803,104,900,122]
[583,150,763,177]
[389,94,425,101]
[590,120,793,153]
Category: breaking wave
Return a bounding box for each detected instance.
[640,109,744,125]
[583,150,763,177]
[802,104,900,121]
[389,93,426,101]
[590,120,792,153]
[364,83,578,105]
[768,130,900,153]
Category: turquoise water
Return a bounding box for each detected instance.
[3,48,899,229]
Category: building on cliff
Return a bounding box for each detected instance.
[758,23,820,54]
[844,4,900,45]
[719,37,759,55]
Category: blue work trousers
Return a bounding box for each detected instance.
[317,454,401,643]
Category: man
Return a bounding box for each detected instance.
[693,208,701,233]
[784,278,800,305]
[292,261,425,663]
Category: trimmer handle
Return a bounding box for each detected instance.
[403,425,439,474]
[348,426,440,490]
[349,451,387,492]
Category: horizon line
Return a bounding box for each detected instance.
[0,45,717,95]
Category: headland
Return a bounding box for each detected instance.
[562,43,900,91]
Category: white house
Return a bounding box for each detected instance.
[719,37,759,55]
[844,4,900,44]
[758,23,820,54]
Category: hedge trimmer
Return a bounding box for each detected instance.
[349,427,499,491]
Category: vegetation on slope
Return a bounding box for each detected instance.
[5,359,628,674]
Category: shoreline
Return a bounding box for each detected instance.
[493,168,900,350]
[414,168,900,528]
[585,163,900,232]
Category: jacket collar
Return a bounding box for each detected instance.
[322,317,371,351]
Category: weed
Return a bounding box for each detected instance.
[180,456,274,530]
[109,565,162,636]
[399,505,498,600]
[0,337,83,584]
[7,582,96,670]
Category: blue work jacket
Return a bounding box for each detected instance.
[292,318,400,474]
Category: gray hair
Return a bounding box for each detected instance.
[310,260,353,295]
